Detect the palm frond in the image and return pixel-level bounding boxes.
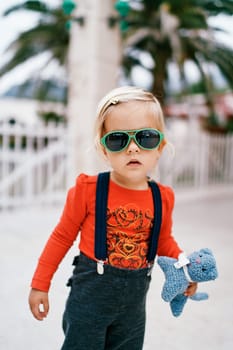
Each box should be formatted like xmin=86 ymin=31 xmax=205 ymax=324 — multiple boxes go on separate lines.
xmin=192 ymin=39 xmax=233 ymax=87
xmin=3 ymin=1 xmax=49 ymax=16
xmin=198 ymin=0 xmax=233 ymax=16
xmin=1 ymin=15 xmax=69 ymax=76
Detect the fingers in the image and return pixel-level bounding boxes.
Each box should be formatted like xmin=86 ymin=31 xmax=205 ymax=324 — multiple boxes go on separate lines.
xmin=28 ymin=289 xmax=49 ymax=321
xmin=184 ymin=282 xmax=198 ymax=297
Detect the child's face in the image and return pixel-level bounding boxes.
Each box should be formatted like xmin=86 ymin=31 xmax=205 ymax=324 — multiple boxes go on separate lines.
xmin=102 ymin=101 xmax=164 ymax=189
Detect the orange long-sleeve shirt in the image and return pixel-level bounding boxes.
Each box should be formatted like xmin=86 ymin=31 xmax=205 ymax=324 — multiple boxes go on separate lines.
xmin=31 ymin=174 xmax=182 ymax=292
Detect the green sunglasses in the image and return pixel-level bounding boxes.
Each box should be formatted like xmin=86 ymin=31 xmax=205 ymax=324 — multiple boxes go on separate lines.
xmin=101 ymin=128 xmax=164 ymax=152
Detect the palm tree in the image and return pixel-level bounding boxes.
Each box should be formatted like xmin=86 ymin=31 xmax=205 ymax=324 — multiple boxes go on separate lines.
xmin=121 ymin=0 xmax=233 ymax=106
xmin=2 ymin=0 xmax=233 ymax=124
xmin=0 ymin=0 xmax=69 ymax=102
xmin=1 ymin=0 xmax=121 ymax=176
xmin=2 ymin=0 xmax=233 ymax=108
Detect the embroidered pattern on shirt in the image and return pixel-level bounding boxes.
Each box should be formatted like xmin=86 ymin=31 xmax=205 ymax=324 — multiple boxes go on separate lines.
xmin=106 ymin=204 xmax=153 ymax=269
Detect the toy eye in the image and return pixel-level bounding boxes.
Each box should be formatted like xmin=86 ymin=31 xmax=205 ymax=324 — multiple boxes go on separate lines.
xmin=202 ymin=268 xmax=207 ymax=271
xmin=199 ymin=254 xmax=203 ymax=257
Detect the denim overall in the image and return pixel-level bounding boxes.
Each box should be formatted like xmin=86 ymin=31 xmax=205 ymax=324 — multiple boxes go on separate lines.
xmin=61 ymin=172 xmax=162 ymax=350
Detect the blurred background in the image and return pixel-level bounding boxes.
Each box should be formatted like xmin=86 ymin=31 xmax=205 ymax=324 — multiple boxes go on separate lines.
xmin=0 ymin=1 xmax=232 ymax=349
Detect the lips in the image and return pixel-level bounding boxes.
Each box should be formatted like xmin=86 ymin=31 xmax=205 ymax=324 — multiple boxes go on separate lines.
xmin=127 ymin=159 xmax=141 ymax=166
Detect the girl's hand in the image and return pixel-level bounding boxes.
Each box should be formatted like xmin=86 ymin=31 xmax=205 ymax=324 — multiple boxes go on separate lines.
xmin=184 ymin=282 xmax=198 ymax=297
xmin=28 ymin=288 xmax=49 ymax=321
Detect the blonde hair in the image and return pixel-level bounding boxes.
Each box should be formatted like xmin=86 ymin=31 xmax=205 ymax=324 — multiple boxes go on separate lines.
xmin=94 ymin=86 xmax=166 ymax=154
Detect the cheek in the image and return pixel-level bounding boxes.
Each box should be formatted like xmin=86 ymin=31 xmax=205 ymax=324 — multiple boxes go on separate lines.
xmin=150 ymin=149 xmax=161 ymax=161
xmin=99 ymin=146 xmax=109 ymax=161
xmin=104 ymin=151 xmax=119 ymax=164
xmin=145 ymin=150 xmax=161 ymax=168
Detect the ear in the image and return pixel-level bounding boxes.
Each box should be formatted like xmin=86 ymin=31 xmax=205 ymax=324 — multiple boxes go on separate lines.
xmin=200 ymin=248 xmax=212 ymax=255
xmin=158 ymin=139 xmax=167 ymax=154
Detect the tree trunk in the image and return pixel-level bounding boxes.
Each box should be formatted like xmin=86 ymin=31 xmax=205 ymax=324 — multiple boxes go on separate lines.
xmin=151 ymin=51 xmax=169 ymax=107
xmin=67 ymin=0 xmax=121 ymax=184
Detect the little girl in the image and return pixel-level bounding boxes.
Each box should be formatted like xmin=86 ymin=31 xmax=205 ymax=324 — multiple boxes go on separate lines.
xmin=29 ymin=86 xmax=197 ymax=350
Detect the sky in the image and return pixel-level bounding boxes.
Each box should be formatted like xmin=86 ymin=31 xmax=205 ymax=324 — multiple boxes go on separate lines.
xmin=0 ymin=0 xmax=60 ymax=48
xmin=0 ymin=0 xmax=232 ymax=94
xmin=0 ymin=0 xmax=61 ymax=93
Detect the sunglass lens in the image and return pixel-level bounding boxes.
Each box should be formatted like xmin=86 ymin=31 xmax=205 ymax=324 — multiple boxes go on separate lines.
xmin=136 ymin=129 xmax=161 ymax=149
xmin=105 ymin=132 xmax=129 ymax=152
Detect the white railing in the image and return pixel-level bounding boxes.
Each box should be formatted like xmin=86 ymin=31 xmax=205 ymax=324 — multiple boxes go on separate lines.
xmin=0 ymin=121 xmax=68 ymax=209
xmin=159 ymin=130 xmax=233 ymax=189
xmin=0 ymin=120 xmax=233 ymax=210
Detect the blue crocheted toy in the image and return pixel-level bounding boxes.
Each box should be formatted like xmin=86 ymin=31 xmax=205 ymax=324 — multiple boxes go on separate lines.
xmin=157 ymin=248 xmax=218 ymax=317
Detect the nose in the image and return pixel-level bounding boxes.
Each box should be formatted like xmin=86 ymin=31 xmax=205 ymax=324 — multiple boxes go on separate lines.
xmin=126 ymin=138 xmax=139 ymax=153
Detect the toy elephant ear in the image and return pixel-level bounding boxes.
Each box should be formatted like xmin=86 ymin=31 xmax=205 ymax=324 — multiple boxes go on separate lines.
xmin=200 ymin=248 xmax=212 ymax=255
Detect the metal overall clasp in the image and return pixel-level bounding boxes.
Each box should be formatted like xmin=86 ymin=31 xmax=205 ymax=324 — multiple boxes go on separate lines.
xmin=147 ymin=261 xmax=154 ymax=276
xmin=97 ymin=260 xmax=105 ymax=275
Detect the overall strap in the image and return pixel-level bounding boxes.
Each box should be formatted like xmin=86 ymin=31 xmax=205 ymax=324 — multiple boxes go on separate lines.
xmin=94 ymin=172 xmax=162 ymax=272
xmin=147 ymin=181 xmax=162 ymax=263
xmin=95 ymin=172 xmax=110 ymax=261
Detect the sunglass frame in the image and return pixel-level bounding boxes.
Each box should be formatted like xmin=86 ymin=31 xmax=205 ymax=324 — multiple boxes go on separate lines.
xmin=100 ymin=128 xmax=164 ymax=152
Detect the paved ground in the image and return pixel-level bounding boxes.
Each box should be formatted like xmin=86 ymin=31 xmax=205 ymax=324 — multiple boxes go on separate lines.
xmin=0 ymin=188 xmax=232 ymax=350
